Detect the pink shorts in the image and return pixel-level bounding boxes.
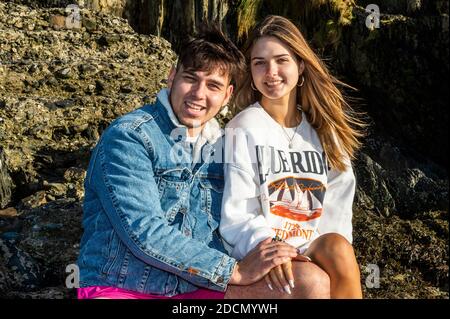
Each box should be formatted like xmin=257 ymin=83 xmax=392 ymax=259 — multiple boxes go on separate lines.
xmin=77 ymin=286 xmax=225 ymax=299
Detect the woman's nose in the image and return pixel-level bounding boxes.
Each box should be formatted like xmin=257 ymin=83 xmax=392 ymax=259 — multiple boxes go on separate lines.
xmin=266 ymin=61 xmax=278 ymax=76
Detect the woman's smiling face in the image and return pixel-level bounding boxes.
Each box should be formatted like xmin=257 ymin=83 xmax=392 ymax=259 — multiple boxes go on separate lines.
xmin=250 ymin=36 xmax=303 ymax=102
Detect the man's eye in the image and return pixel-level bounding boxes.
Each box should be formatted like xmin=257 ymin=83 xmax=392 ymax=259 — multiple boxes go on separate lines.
xmin=184 ymin=76 xmax=196 ymax=81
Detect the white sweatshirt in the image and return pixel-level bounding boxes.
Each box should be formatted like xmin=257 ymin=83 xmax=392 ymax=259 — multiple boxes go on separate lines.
xmin=220 ymin=102 xmax=356 ymax=260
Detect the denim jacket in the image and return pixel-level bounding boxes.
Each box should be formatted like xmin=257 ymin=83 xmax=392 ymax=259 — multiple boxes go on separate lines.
xmin=77 ymin=89 xmax=236 ymax=296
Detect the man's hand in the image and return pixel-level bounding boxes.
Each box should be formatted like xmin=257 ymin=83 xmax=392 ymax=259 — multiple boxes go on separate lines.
xmin=229 ymin=238 xmax=298 ymax=286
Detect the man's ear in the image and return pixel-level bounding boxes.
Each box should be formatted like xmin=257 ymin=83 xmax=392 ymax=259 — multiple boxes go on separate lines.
xmin=223 ymin=84 xmax=234 ymax=106
xmin=167 ymin=66 xmax=176 ymax=89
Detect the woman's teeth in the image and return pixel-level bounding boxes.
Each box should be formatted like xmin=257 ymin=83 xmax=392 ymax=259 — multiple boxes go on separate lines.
xmin=265 ymin=80 xmax=282 ymax=87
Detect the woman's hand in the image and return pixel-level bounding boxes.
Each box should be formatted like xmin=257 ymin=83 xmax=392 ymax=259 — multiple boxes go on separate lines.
xmin=229 ymin=238 xmax=298 ymax=286
xmin=264 ymin=253 xmax=312 ymax=294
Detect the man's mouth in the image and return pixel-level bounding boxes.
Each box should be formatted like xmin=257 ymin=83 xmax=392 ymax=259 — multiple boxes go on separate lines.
xmin=184 ymin=101 xmax=206 ymax=115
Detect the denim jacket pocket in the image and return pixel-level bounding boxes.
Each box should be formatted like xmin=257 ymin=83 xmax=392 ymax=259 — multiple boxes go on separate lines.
xmin=101 ymin=230 xmax=121 ymax=275
xmin=156 ymin=168 xmax=191 ymax=223
xmin=199 ymin=177 xmax=224 ymax=232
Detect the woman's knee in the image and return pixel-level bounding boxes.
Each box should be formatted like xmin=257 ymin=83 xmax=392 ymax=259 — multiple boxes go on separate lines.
xmin=308 ymin=233 xmax=360 ymax=279
xmin=309 ymin=233 xmax=355 ymax=260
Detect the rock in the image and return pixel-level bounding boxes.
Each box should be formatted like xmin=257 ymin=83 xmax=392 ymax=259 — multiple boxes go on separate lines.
xmin=55 ymin=67 xmax=73 ymax=79
xmin=354 ymin=153 xmax=396 ymax=217
xmin=46 ymin=77 xmax=59 ymax=86
xmin=0 ymin=147 xmax=14 ymax=209
xmin=82 ymin=16 xmax=97 ymax=31
xmin=49 ymin=14 xmax=65 ymax=30
xmin=20 ymin=191 xmax=47 ymax=209
xmin=97 ymin=33 xmax=120 ymax=46
xmin=354 ymin=208 xmax=448 ymax=298
xmin=0 ymin=0 xmax=176 ymax=298
xmin=78 ymin=63 xmax=97 ymax=74
xmin=28 ymin=63 xmax=40 ymax=75
xmin=0 ymin=207 xmax=19 ymax=218
xmin=119 ymin=85 xmax=132 ymax=93
xmin=356 ymin=136 xmax=449 ymax=220
xmin=115 ymin=51 xmax=129 ymax=59
xmin=1 ymin=231 xmax=21 ymax=241
xmin=63 ymin=167 xmax=85 ymax=183
xmin=0 ymin=237 xmax=43 ymax=292
xmin=94 ymin=79 xmax=105 ymax=93
xmin=335 ymin=5 xmax=449 ymax=168
xmin=63 ymin=83 xmax=77 ymax=92
xmin=55 ymin=99 xmax=75 ymax=108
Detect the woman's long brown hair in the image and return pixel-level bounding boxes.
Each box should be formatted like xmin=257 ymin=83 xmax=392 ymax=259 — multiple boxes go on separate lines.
xmin=234 ymin=15 xmax=367 ymax=171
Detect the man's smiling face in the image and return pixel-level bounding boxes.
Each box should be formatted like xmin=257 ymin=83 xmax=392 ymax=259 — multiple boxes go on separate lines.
xmin=168 ymin=65 xmax=233 ymax=135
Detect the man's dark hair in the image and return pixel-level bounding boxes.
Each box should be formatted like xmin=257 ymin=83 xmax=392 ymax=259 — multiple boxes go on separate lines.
xmin=176 ymin=23 xmax=245 ymax=86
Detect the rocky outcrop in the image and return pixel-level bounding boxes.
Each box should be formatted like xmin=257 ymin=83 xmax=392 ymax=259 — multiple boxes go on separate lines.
xmin=5 ymin=0 xmax=232 ymax=49
xmin=0 ymin=1 xmax=448 ymax=299
xmin=0 ymin=1 xmax=176 ymax=298
xmin=334 ymin=3 xmax=449 ymax=169
xmin=27 ymin=0 xmax=447 ymax=169
xmin=353 ymin=135 xmax=448 ymax=298
xmin=0 ymin=147 xmax=14 ymax=209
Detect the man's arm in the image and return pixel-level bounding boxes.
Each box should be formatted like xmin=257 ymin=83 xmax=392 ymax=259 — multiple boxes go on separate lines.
xmin=88 ymin=125 xmax=235 ymax=291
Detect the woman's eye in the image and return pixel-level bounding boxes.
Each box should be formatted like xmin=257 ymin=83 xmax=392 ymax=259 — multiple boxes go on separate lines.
xmin=254 ymin=61 xmax=265 ymax=66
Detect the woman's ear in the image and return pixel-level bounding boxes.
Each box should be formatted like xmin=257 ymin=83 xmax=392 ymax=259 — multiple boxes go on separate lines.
xmin=298 ymin=60 xmax=305 ymax=75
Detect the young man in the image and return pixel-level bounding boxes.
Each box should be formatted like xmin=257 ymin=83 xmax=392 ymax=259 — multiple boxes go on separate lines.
xmin=77 ymin=25 xmax=330 ymax=299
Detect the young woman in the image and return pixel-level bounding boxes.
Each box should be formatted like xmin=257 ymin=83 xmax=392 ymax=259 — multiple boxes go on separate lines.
xmin=220 ymin=15 xmax=366 ymax=298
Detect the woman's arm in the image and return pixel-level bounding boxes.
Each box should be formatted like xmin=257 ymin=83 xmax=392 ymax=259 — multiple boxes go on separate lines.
xmin=220 ymin=126 xmax=275 ymax=260
xmin=318 ymin=162 xmax=356 ymax=243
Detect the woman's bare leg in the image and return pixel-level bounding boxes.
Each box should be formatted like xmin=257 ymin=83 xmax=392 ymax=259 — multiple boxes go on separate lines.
xmin=305 ymin=233 xmax=362 ymax=299
xmin=225 ymin=261 xmax=330 ymax=299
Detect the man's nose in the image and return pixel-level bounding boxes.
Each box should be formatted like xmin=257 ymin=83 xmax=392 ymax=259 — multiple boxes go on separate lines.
xmin=190 ymin=82 xmax=207 ymax=99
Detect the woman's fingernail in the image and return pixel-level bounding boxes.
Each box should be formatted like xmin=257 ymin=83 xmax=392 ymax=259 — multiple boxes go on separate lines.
xmin=289 ymin=280 xmax=295 ymax=289
xmin=284 ymin=285 xmax=292 ymax=295
xmin=305 ymin=256 xmax=312 ymax=262
xmin=267 ymin=284 xmax=273 ymax=291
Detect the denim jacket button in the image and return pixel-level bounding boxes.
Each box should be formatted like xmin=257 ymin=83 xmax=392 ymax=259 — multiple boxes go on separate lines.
xmin=184 ymin=229 xmax=191 ymax=236
xmin=217 ymin=276 xmax=224 ymax=283
xmin=181 ymin=169 xmax=192 ymax=181
xmin=179 ymin=207 xmax=187 ymax=214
